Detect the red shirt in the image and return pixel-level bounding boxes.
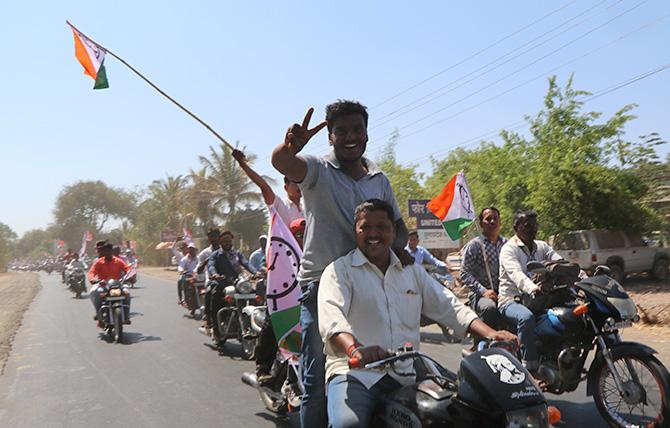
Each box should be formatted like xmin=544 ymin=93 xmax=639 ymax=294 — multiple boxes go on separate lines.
xmin=88 ymin=256 xmax=130 ymax=282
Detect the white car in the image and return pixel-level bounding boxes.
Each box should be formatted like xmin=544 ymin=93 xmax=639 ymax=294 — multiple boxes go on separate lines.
xmin=550 ymin=229 xmax=670 ymax=284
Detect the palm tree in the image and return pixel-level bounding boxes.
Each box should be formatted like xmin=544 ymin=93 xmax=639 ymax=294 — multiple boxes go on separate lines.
xmin=148 ymin=174 xmax=189 ymax=230
xmin=197 ymin=143 xmax=266 ymax=221
xmin=186 ymin=167 xmax=219 ymax=233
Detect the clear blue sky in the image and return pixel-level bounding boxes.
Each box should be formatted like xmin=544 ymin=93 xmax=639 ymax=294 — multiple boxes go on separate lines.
xmin=1 ymin=0 xmax=669 ymax=236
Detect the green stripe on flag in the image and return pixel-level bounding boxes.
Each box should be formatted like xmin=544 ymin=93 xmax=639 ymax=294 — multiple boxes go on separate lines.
xmin=93 ymin=63 xmax=109 ymax=89
xmin=270 ymin=305 xmax=301 ymax=340
xmin=442 ymin=218 xmax=474 ymax=241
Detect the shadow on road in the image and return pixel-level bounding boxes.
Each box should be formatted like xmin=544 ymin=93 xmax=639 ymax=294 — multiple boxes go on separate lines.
xmin=420 ymin=331 xmax=464 ymax=346
xmin=254 ymin=411 xmax=299 ymax=427
xmin=122 ymin=332 xmax=162 ymax=344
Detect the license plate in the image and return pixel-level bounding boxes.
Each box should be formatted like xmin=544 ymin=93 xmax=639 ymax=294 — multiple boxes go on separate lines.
xmin=106 ymin=296 xmax=125 ymax=301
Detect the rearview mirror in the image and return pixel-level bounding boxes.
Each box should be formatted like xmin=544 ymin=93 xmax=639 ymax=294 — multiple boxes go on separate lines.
xmin=593 ymin=265 xmax=611 ymax=276
xmin=526 ymin=261 xmax=546 ymax=274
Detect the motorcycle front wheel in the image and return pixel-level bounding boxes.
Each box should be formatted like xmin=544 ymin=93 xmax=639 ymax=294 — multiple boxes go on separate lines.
xmin=240 ymin=313 xmax=256 ymax=360
xmin=593 ymin=353 xmax=670 ymax=427
xmin=113 ymin=306 xmax=123 ymax=343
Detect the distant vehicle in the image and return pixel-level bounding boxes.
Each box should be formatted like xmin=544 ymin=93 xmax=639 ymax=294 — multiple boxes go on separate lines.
xmin=550 ymin=229 xmax=670 ymax=284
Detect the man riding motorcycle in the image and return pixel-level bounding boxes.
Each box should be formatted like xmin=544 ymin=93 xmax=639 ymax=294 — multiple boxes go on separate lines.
xmin=177 ymin=243 xmax=199 ymax=304
xmin=88 ymin=243 xmax=132 ymax=327
xmin=318 ymin=199 xmax=517 ymax=428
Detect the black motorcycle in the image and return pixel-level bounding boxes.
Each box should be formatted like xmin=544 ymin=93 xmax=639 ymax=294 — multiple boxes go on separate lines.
xmin=348 ymin=343 xmax=555 ymax=427
xmin=66 ymin=266 xmax=86 ymax=298
xmin=524 ymin=261 xmax=670 ymax=427
xmin=241 ymin=303 xmax=303 ymax=415
xmin=96 ymin=278 xmax=130 ymax=344
xmin=214 ymin=277 xmax=262 ymax=359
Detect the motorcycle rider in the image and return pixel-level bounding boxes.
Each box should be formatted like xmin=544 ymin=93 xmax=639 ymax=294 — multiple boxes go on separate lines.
xmin=87 ymin=243 xmax=132 ymax=326
xmin=460 ymin=207 xmax=506 ymax=344
xmin=498 ymin=210 xmax=563 ymax=374
xmin=178 ymin=243 xmax=199 ymax=304
xmin=197 ymin=227 xmax=221 ymax=334
xmin=272 ymin=101 xmax=412 ymax=428
xmin=404 ymin=230 xmax=448 ymax=270
xmin=205 ymin=230 xmax=257 ymax=344
xmin=318 ymin=199 xmax=517 ymax=428
xmin=248 ymin=235 xmax=267 ymax=274
xmin=95 ymin=240 xmax=107 ymax=258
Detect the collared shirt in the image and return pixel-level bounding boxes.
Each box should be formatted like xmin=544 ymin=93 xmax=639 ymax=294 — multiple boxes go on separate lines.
xmin=461 ymin=235 xmax=507 ymax=296
xmin=178 ymin=254 xmax=199 ymax=275
xmin=248 ymin=248 xmax=265 ymax=272
xmin=299 ymin=151 xmax=401 ymax=284
xmin=198 ymin=245 xmax=217 ymax=282
xmin=318 ymin=248 xmax=478 ymax=389
xmin=269 ymin=197 xmax=303 ymax=225
xmin=498 ymin=235 xmax=563 ymax=307
xmin=225 ymin=248 xmax=254 ymax=274
xmin=88 ymin=256 xmax=130 ymax=283
xmin=404 ymin=245 xmax=447 ymax=269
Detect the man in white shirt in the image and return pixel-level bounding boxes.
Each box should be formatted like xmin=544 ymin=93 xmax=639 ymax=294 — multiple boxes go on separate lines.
xmin=232 ymin=149 xmax=304 ymax=224
xmin=498 ymin=210 xmax=563 ymax=373
xmin=318 ymin=199 xmax=516 ymax=428
xmin=177 ymin=243 xmax=199 ymax=304
xmin=197 ymin=227 xmax=221 ymax=334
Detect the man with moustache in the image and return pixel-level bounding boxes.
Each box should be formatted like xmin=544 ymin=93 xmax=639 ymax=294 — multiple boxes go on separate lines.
xmin=498 ymin=210 xmax=563 ymax=373
xmin=272 ymin=100 xmax=412 ymax=427
xmin=460 ymin=207 xmax=506 ymax=342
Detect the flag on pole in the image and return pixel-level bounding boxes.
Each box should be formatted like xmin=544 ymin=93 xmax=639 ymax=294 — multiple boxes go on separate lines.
xmin=427 ymin=171 xmax=476 ymax=240
xmin=78 ymin=231 xmax=92 ymax=257
xmin=265 ymin=208 xmax=302 ymax=355
xmin=182 ymin=227 xmax=194 ymax=245
xmin=67 ymin=22 xmax=109 ymax=89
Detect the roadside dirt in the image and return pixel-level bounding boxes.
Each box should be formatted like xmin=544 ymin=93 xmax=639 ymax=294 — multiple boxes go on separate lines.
xmin=0 ymin=272 xmax=41 ymax=375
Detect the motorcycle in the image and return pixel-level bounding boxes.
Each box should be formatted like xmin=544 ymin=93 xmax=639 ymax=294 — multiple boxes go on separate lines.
xmin=338 ymin=342 xmax=558 ymax=427
xmin=214 ymin=276 xmax=264 ymax=359
xmin=240 ymin=303 xmax=304 ymax=415
xmin=95 ymin=278 xmax=131 ymax=343
xmin=181 ymin=272 xmax=206 ymax=318
xmin=523 ymin=261 xmax=670 ymax=428
xmin=66 ymin=266 xmax=86 ymax=298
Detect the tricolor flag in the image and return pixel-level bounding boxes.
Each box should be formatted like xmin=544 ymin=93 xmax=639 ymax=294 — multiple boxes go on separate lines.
xmin=427 ymin=171 xmax=476 ymax=240
xmin=265 ymin=207 xmax=302 ymax=355
xmin=68 ymin=22 xmax=109 ymax=89
xmin=79 ymin=231 xmax=92 ymax=257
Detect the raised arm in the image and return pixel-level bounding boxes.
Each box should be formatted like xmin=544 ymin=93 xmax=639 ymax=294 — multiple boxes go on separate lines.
xmin=232 ymin=149 xmax=276 ymax=206
xmin=271 ymin=107 xmax=326 ymax=183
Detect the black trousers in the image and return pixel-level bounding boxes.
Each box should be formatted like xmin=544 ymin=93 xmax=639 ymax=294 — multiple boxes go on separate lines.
xmin=255 ymin=312 xmax=278 ymax=372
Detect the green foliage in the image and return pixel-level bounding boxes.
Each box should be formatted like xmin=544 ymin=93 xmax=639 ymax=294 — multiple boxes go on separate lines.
xmin=225 ymin=205 xmax=268 ymax=254
xmin=0 ymin=222 xmax=17 ymax=270
xmin=53 ymin=180 xmax=136 ymax=248
xmin=424 ymin=76 xmax=663 ymax=238
xmin=15 ymin=228 xmax=55 ymax=260
xmin=376 ymin=129 xmax=427 ymax=227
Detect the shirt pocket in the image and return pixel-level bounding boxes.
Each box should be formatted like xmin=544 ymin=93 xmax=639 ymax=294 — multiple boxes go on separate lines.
xmin=391 ymin=281 xmax=422 ymax=329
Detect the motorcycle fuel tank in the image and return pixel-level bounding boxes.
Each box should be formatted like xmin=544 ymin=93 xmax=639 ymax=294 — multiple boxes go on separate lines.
xmin=458 ymin=348 xmax=545 ymax=412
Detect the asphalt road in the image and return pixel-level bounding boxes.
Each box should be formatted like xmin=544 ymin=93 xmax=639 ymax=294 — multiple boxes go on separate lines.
xmin=0 ymin=272 xmax=646 ymax=427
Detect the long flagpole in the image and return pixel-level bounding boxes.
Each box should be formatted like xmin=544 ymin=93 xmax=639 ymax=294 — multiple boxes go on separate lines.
xmin=66 ymin=20 xmax=234 ymax=151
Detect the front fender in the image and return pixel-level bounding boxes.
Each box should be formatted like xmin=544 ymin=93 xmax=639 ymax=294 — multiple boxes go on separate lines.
xmin=586 ymin=341 xmax=658 ymax=396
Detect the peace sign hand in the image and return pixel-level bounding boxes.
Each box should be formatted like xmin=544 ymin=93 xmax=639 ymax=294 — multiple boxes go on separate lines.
xmin=284 ymin=107 xmax=327 ymax=154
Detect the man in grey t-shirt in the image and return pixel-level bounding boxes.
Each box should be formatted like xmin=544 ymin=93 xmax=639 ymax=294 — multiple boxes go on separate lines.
xmin=272 ymin=100 xmax=411 ymax=427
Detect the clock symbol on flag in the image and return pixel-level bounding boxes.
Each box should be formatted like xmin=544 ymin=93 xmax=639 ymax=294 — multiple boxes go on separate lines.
xmin=266 ymin=236 xmax=300 ymax=311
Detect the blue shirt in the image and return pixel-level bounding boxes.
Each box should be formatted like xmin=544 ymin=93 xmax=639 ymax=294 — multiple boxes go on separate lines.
xmin=404 ymin=245 xmax=447 ymax=268
xmin=249 ymin=248 xmax=265 ymax=272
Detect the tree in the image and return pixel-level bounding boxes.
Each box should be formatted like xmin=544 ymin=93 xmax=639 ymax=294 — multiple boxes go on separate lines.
xmin=15 ymin=228 xmax=54 ymax=260
xmin=53 ymin=181 xmax=136 ymax=247
xmin=0 ymin=222 xmax=17 ymax=270
xmin=424 ymin=76 xmax=662 ymax=238
xmin=376 ymin=129 xmax=426 ymax=226
xmin=186 ymin=167 xmax=220 ymax=234
xmin=147 ymin=174 xmax=189 ymax=231
xmin=198 ymin=143 xmax=264 ymax=221
xmin=225 ymin=204 xmax=268 ymax=253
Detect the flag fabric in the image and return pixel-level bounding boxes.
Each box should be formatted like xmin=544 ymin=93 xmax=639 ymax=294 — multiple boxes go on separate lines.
xmin=265 ymin=207 xmax=302 ymax=355
xmin=68 ymin=23 xmax=109 ymax=89
xmin=182 ymin=227 xmax=194 ymax=245
xmin=427 ymin=171 xmax=476 ymax=240
xmin=57 ymin=239 xmax=65 ymax=248
xmin=78 ymin=231 xmax=92 ymax=257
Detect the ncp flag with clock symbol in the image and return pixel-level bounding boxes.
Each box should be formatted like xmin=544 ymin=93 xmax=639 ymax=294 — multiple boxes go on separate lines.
xmin=265 ymin=208 xmax=303 ymax=355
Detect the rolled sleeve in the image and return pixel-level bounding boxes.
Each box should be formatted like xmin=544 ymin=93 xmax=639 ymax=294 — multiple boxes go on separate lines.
xmin=500 ymin=245 xmax=538 ymax=294
xmin=318 ymin=262 xmax=354 ymax=356
xmin=416 ymin=267 xmax=478 ymax=338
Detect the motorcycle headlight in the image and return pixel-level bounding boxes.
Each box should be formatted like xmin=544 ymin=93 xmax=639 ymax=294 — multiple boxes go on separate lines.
xmin=606 ymin=297 xmax=637 ymax=320
xmin=236 ymin=280 xmax=253 ymax=294
xmin=109 ymin=289 xmax=122 ymax=297
xmin=505 ymin=404 xmax=549 ymax=428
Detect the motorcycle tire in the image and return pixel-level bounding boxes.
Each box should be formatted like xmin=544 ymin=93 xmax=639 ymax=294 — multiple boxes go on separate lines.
xmin=593 ymin=352 xmax=670 ymax=427
xmin=113 ymin=306 xmax=123 ymax=344
xmin=259 ymin=389 xmax=288 ymax=415
xmin=239 ymin=313 xmax=256 ymax=360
